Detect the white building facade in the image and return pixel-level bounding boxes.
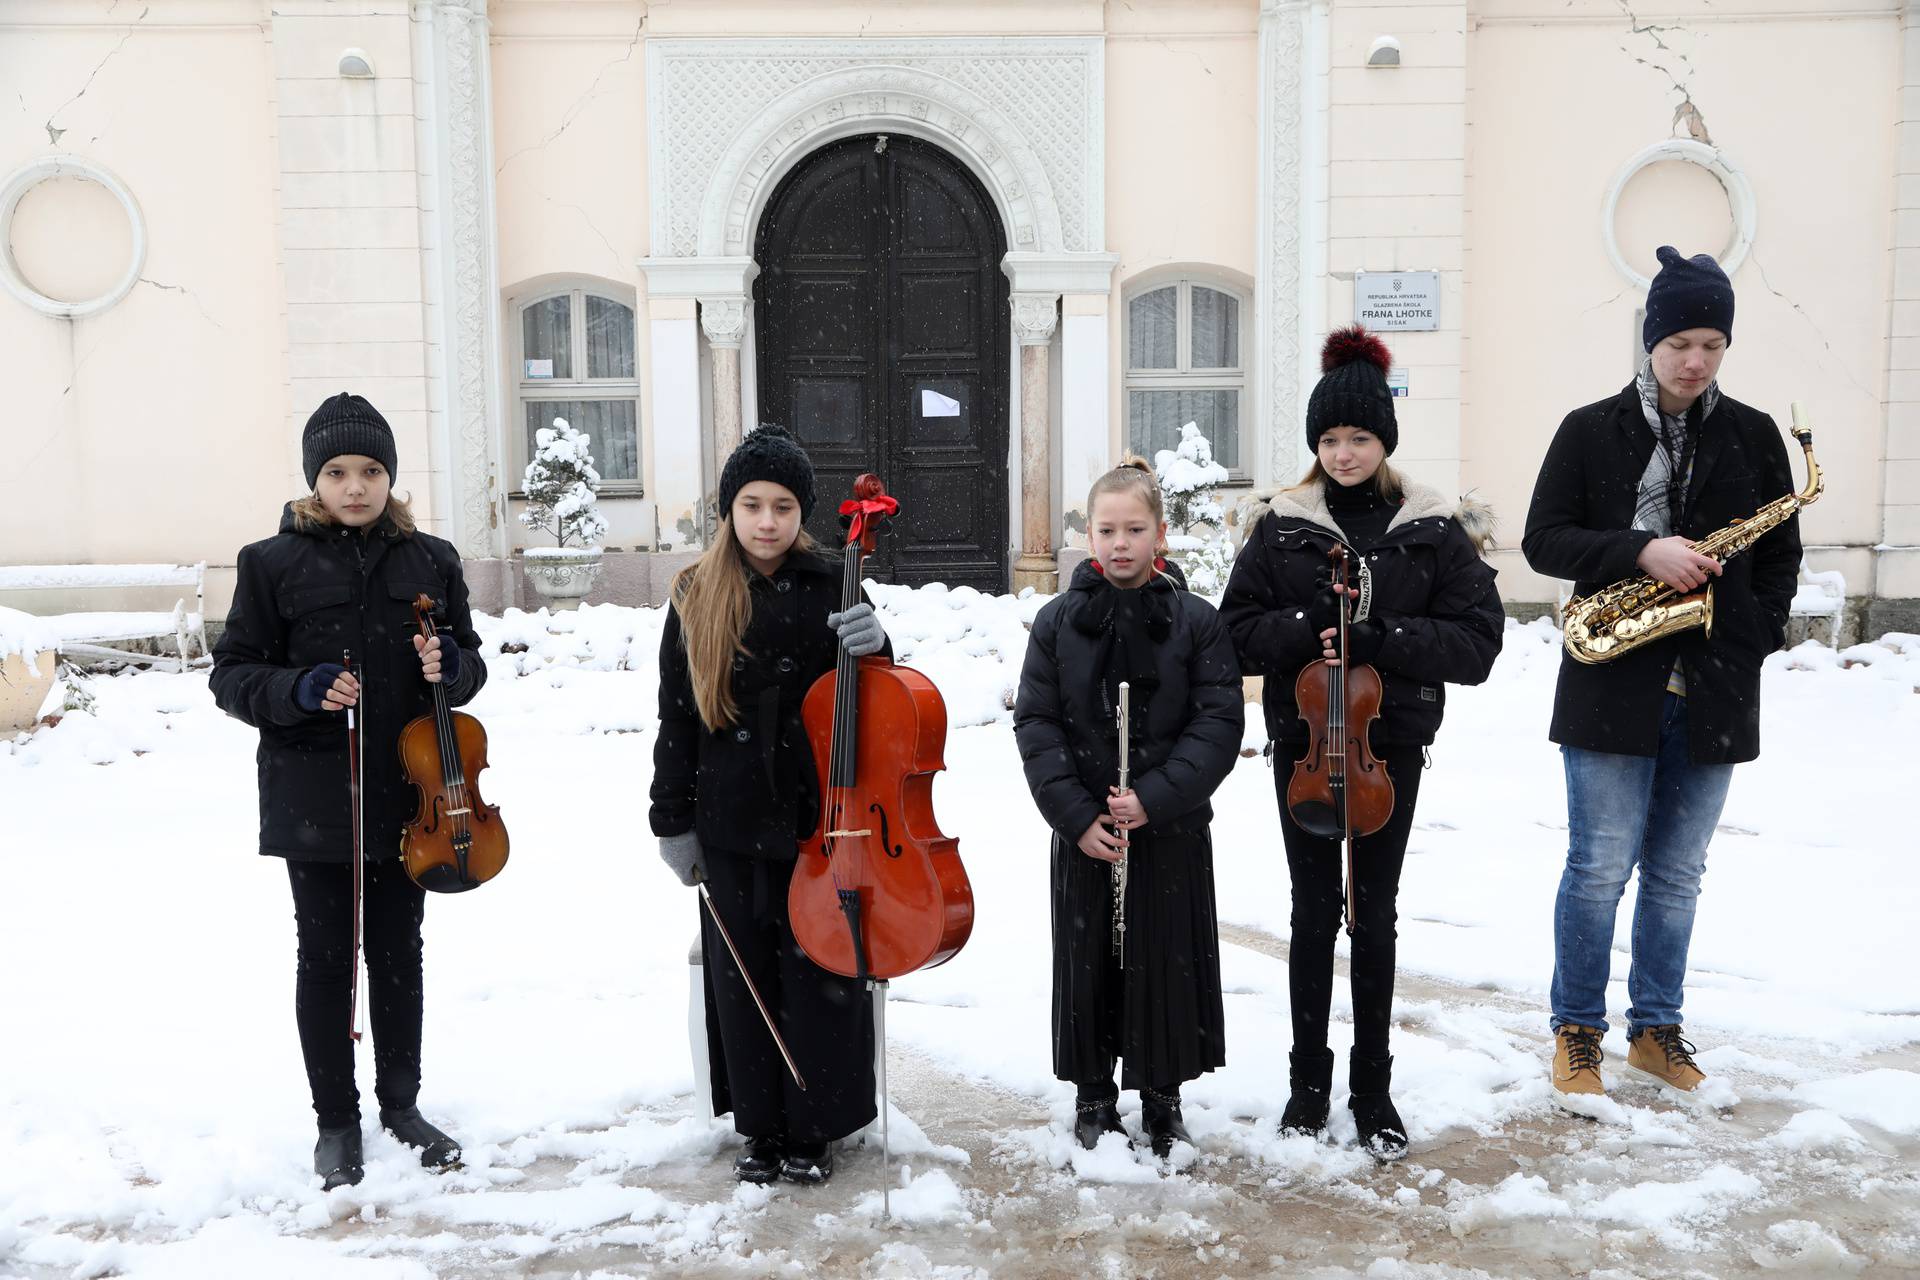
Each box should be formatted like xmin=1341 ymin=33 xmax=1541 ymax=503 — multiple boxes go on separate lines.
xmin=2 ymin=0 xmax=1912 ymax=635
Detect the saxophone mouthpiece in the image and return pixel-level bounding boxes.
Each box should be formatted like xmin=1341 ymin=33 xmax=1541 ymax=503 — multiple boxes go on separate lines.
xmin=1790 ymin=401 xmax=1812 ymax=441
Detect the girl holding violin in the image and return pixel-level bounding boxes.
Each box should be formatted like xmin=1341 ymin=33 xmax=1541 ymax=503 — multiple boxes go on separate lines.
xmin=1220 ymin=327 xmax=1503 ymax=1161
xmin=210 ymin=393 xmax=484 ymax=1189
xmin=650 ymin=424 xmax=889 ymax=1187
xmin=1014 ymin=459 xmax=1244 ymax=1159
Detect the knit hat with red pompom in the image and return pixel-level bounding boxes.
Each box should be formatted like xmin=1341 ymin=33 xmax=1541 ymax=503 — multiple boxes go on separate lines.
xmin=1305 ymin=325 xmax=1398 ymax=456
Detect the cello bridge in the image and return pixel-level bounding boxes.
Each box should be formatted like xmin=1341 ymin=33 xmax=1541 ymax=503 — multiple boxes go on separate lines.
xmin=826 ymin=828 xmax=873 ymax=839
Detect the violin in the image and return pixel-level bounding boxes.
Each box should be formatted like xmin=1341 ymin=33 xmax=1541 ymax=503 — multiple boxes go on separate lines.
xmin=1288 ymin=544 xmax=1394 ymax=932
xmin=788 ymin=476 xmax=973 ymax=981
xmin=398 ymin=594 xmax=508 ymax=892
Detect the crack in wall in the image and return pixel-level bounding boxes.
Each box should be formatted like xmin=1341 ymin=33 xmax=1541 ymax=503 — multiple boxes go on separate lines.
xmin=1747 ymin=249 xmax=1873 ymax=402
xmin=495 ymin=17 xmax=646 ymax=177
xmin=45 ymin=7 xmax=148 ymax=147
xmin=548 ymin=198 xmax=622 ymax=271
xmin=139 ymin=277 xmax=225 ymax=331
xmin=1615 ymin=1 xmax=1712 ymax=146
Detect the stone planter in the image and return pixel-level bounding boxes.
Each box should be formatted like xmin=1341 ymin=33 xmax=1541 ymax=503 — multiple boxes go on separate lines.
xmin=1 ymin=648 xmax=57 ymax=732
xmin=523 ymin=546 xmax=604 ymax=611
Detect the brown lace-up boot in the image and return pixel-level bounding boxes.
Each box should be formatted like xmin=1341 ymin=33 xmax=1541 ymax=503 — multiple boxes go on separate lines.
xmin=1628 ymin=1024 xmax=1706 ymax=1093
xmin=1551 ymin=1024 xmax=1607 ymax=1109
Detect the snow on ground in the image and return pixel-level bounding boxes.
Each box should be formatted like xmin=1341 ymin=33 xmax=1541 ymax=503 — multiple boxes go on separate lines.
xmin=2 ymin=591 xmax=1917 ymax=1277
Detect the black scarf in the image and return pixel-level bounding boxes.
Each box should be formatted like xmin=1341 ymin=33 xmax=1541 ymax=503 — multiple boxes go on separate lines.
xmin=1071 ymin=574 xmax=1174 ymax=719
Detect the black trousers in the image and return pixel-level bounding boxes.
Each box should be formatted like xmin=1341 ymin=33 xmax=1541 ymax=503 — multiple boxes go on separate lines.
xmin=285 ymin=858 xmax=426 ymax=1128
xmin=1276 ymin=747 xmax=1424 ymax=1059
xmin=700 ymin=848 xmax=876 ymax=1144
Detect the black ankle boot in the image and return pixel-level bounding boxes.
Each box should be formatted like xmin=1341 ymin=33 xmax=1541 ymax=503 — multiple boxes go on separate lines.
xmin=1280 ymin=1047 xmax=1335 ymax=1137
xmin=378 ymin=1106 xmax=462 ymax=1170
xmin=1141 ymin=1086 xmax=1192 ymax=1158
xmin=732 ymin=1134 xmax=784 ymax=1184
xmin=780 ymin=1141 xmax=833 ymax=1184
xmin=1348 ymin=1052 xmax=1408 ymax=1162
xmin=314 ymin=1123 xmax=364 ymax=1190
xmin=1075 ymin=1090 xmax=1128 ymax=1151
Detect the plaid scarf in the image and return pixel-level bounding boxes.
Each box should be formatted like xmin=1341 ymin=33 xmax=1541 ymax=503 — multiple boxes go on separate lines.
xmin=1632 ymin=359 xmax=1720 ymax=538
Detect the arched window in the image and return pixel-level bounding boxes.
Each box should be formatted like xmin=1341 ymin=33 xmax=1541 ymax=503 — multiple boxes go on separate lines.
xmin=511 ymin=283 xmax=641 ymax=491
xmin=1124 ymin=276 xmax=1248 ymax=478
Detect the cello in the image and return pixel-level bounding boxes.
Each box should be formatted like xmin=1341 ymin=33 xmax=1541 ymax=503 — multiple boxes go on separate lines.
xmin=398 ymin=594 xmax=509 ymax=892
xmin=1288 ymin=543 xmax=1394 ymax=935
xmin=788 ymin=474 xmax=973 ymax=1214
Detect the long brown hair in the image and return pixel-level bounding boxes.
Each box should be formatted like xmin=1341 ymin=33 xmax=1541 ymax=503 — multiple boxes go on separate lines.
xmin=289 ymin=492 xmax=418 ymax=536
xmin=671 ymin=518 xmax=819 ymax=731
xmin=1290 ymin=458 xmax=1405 ymax=505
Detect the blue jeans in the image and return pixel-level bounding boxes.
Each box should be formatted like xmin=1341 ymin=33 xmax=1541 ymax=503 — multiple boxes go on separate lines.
xmin=1550 ymin=694 xmax=1734 ymax=1037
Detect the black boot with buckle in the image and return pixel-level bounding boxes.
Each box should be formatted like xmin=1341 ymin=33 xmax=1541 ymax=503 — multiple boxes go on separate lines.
xmin=1072 ymin=1080 xmax=1128 ymax=1151
xmin=1141 ymin=1084 xmax=1192 ymax=1159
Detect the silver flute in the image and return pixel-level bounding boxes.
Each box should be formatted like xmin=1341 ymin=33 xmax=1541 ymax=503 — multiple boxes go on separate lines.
xmin=1112 ymin=681 xmax=1130 ymax=961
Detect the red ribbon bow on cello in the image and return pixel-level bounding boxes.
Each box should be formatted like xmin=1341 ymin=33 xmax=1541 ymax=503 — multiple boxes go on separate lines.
xmin=840 ymin=493 xmax=900 ymax=544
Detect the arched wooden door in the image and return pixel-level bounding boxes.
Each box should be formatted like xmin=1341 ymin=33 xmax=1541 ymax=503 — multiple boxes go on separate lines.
xmin=755 ymin=134 xmax=1010 ymax=591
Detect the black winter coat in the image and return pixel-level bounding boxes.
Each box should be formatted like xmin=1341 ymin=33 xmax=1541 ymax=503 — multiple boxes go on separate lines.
xmin=649 ymin=549 xmax=890 ymax=858
xmin=1522 ymin=384 xmax=1801 ymax=764
xmin=1014 ymin=562 xmax=1244 ymax=843
xmin=1220 ymin=478 xmax=1504 ymax=751
xmin=210 ymin=506 xmax=488 ymax=861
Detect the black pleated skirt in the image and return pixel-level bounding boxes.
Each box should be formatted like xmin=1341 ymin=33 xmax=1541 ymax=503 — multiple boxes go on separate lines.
xmin=1050 ymin=828 xmax=1227 ymax=1089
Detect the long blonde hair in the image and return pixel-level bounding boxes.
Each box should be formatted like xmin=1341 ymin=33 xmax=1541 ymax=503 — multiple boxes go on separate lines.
xmin=671 ymin=519 xmax=819 ymax=731
xmin=289 ymin=492 xmax=418 ymax=536
xmin=1290 ymin=458 xmax=1405 ymax=505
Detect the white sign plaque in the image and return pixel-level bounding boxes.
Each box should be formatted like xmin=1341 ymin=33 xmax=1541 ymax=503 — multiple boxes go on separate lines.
xmin=1354 ymin=272 xmax=1440 ymax=332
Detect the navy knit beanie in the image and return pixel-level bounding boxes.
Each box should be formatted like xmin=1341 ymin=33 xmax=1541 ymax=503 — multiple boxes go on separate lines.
xmin=718 ymin=423 xmax=817 ymax=521
xmin=1306 ymin=326 xmax=1399 ymax=455
xmin=302 ymin=393 xmax=397 ymax=489
xmin=1643 ymin=246 xmax=1734 ymax=351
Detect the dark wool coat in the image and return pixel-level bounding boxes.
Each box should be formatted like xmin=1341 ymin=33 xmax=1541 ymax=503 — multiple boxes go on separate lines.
xmin=1220 ymin=478 xmax=1504 ymax=752
xmin=210 ymin=505 xmax=488 ymax=861
xmin=1014 ymin=562 xmax=1244 ymax=844
xmin=1522 ymin=384 xmax=1801 ymax=764
xmin=648 ymin=548 xmax=890 ymax=858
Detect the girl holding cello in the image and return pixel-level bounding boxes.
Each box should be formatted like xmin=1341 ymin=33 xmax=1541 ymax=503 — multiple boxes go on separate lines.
xmin=1221 ymin=327 xmax=1503 ymax=1160
xmin=1014 ymin=459 xmax=1244 ymax=1159
xmin=650 ymin=424 xmax=890 ymax=1186
xmin=210 ymin=393 xmax=483 ymax=1189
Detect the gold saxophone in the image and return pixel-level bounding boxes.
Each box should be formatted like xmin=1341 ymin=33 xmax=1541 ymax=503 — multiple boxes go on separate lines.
xmin=1562 ymin=402 xmax=1824 ymax=664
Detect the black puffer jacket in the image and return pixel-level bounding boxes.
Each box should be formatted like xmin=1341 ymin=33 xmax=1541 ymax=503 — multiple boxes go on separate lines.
xmin=210 ymin=505 xmax=487 ymax=861
xmin=1220 ymin=478 xmax=1504 ymax=751
xmin=1522 ymin=384 xmax=1801 ymax=763
xmin=649 ymin=548 xmax=890 ymax=858
xmin=1014 ymin=562 xmax=1245 ymax=842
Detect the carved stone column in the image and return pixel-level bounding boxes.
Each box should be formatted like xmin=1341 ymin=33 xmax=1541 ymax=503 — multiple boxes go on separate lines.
xmin=1011 ymin=292 xmax=1061 ymax=594
xmin=699 ymin=296 xmax=748 ymax=466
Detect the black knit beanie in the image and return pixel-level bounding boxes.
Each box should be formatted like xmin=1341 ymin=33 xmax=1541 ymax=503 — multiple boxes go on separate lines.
xmin=718 ymin=423 xmax=817 ymax=520
xmin=302 ymin=392 xmax=398 ymax=489
xmin=1305 ymin=326 xmax=1398 ymax=455
xmin=1643 ymin=245 xmax=1734 ymax=352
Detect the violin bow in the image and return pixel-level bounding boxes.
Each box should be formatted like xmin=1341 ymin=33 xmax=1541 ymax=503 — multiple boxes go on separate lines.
xmin=699 ymin=883 xmax=807 ymax=1091
xmin=344 ymin=649 xmax=366 ymax=1042
xmin=1334 ymin=548 xmax=1358 ymax=940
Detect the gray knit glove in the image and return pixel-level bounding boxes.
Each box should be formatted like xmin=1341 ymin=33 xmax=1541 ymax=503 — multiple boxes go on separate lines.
xmin=658 ymin=832 xmax=705 ymax=886
xmin=828 ymin=602 xmax=886 ymax=658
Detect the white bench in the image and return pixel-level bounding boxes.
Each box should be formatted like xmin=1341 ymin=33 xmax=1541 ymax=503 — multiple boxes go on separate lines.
xmin=1790 ymin=558 xmax=1845 ymax=648
xmin=0 ymin=563 xmax=208 ymax=672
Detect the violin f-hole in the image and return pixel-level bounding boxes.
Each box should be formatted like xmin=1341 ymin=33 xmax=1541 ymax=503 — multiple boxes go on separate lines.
xmin=869 ymin=803 xmax=903 ymax=859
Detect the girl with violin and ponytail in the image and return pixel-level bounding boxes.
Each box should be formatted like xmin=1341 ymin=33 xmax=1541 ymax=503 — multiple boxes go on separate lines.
xmin=210 ymin=393 xmax=485 ymax=1190
xmin=1221 ymin=327 xmax=1503 ymax=1161
xmin=1014 ymin=459 xmax=1244 ymax=1159
xmin=650 ymin=424 xmax=891 ymax=1187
